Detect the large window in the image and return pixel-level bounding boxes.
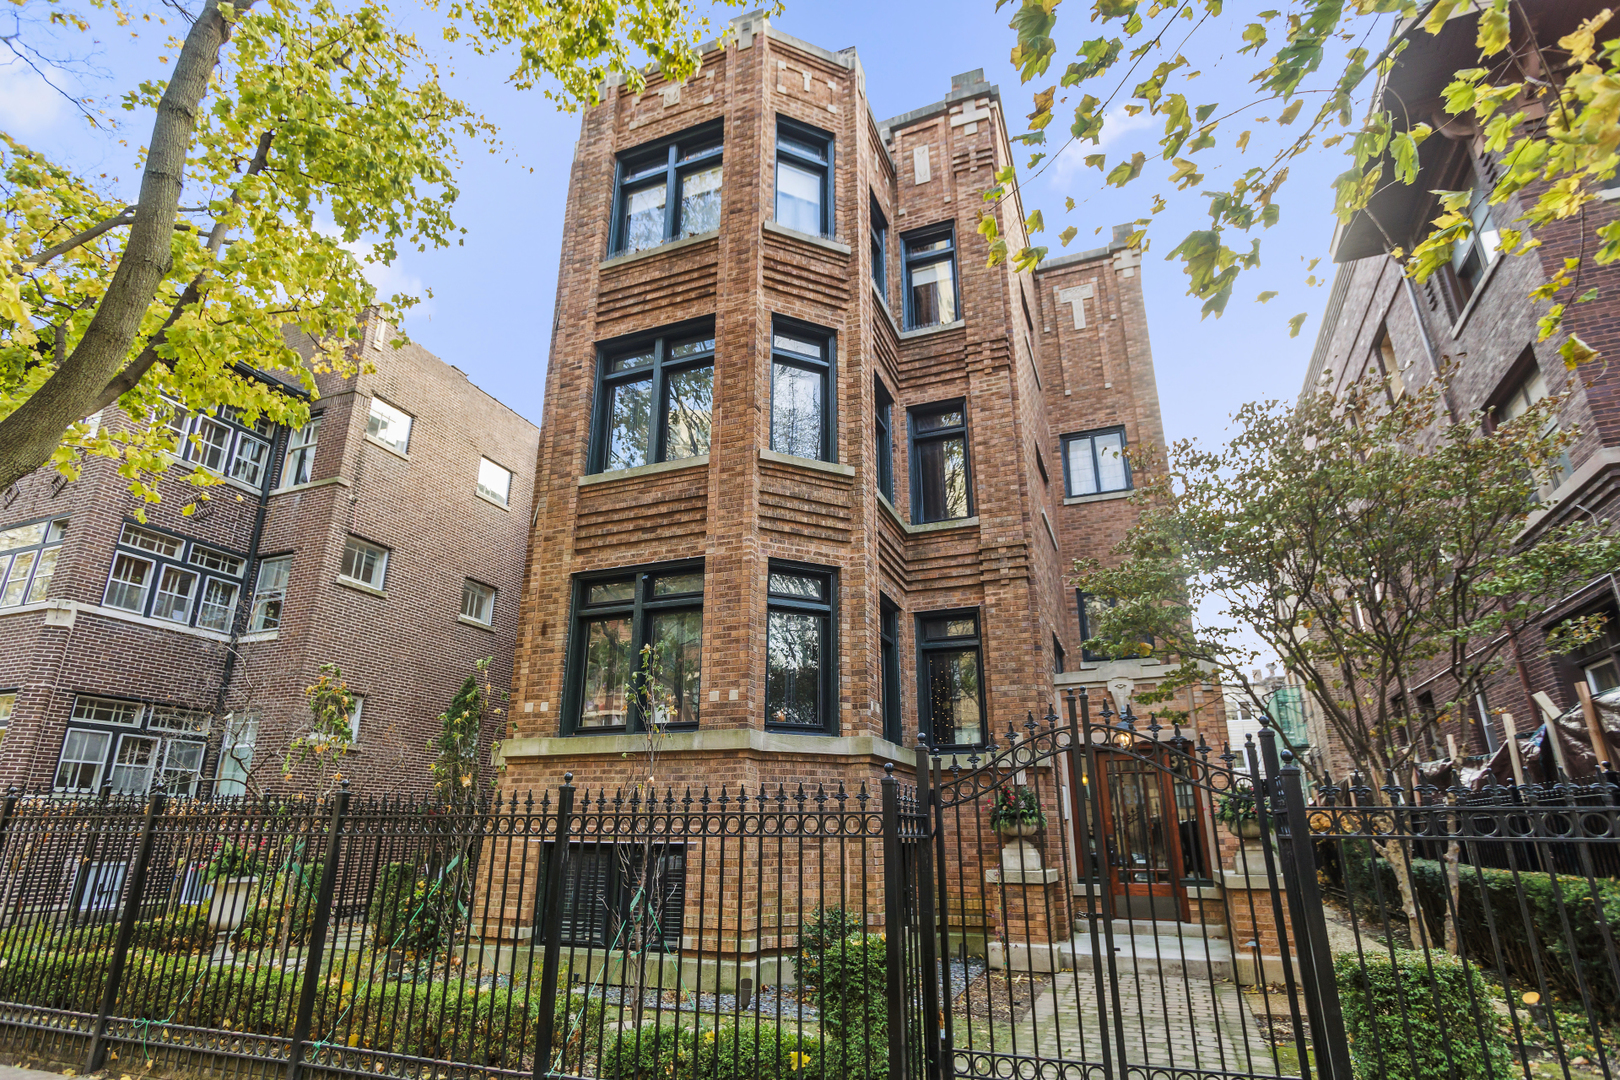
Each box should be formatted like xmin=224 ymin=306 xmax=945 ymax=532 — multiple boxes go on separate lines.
xmin=880 ymin=596 xmax=901 ymax=744
xmin=1449 ymin=177 xmax=1499 ymax=302
xmin=770 ymin=322 xmax=833 ymax=462
xmin=1077 ymin=590 xmax=1150 ymax=662
xmin=766 ymin=564 xmax=834 ymax=733
xmin=902 ymin=226 xmax=959 ymax=329
xmin=282 ymin=416 xmax=322 ymax=487
xmin=592 ymin=326 xmax=714 ymax=473
xmin=215 ymin=711 xmax=259 ymax=796
xmin=366 ymin=398 xmax=413 ymax=453
xmin=1062 ymin=427 xmax=1130 ymax=497
xmin=0 ymin=516 xmax=66 ymax=608
xmin=250 ymin=555 xmax=291 ymax=631
xmin=917 ymin=611 xmax=984 ymax=749
xmin=910 ymin=402 xmax=971 ymax=524
xmin=875 ymin=379 xmax=895 ymax=502
xmin=775 ymin=118 xmax=833 ymax=237
xmin=568 ymin=564 xmax=703 ymax=733
xmin=164 ymin=400 xmax=276 ymax=488
xmin=612 ymin=124 xmax=723 ymax=255
xmin=870 ymin=197 xmax=888 ymax=301
xmin=101 ymin=523 xmax=245 ymax=632
xmin=54 ymin=695 xmax=209 ymax=795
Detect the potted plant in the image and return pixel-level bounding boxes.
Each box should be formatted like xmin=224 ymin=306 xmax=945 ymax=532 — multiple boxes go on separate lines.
xmin=989 ymin=787 xmax=1046 ymax=837
xmin=1216 ymin=789 xmax=1265 ymax=839
xmin=205 ymin=841 xmax=264 ymax=932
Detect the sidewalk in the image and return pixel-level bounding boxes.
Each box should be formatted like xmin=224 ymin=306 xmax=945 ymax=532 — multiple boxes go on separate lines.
xmin=0 ymin=1069 xmax=78 ymax=1080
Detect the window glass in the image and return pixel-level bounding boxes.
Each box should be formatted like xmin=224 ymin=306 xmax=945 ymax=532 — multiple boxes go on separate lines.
xmin=880 ymin=599 xmax=901 ymax=744
xmin=623 ymin=182 xmax=668 ymax=253
xmin=769 ymin=572 xmax=823 ymax=599
xmin=604 ymin=378 xmax=654 ymax=471
xmin=349 ymin=696 xmax=365 ymax=741
xmin=162 ymin=740 xmax=206 ymax=796
xmin=0 ymin=691 xmax=15 ymax=730
xmin=765 ymin=565 xmax=832 ymax=732
xmin=771 ymin=362 xmax=823 ymax=459
xmin=105 ymin=553 xmax=155 ymax=612
xmin=649 ymin=609 xmax=703 ymax=724
xmin=231 ymin=433 xmax=270 ymax=486
xmin=0 ymin=523 xmax=46 ymax=551
xmin=1094 ymin=431 xmax=1127 ymax=491
xmin=478 ymin=458 xmax=513 ymax=506
xmin=152 ymin=565 xmax=199 ymax=622
xmin=251 ymin=555 xmax=292 ymax=631
xmin=579 ymin=615 xmax=634 ymax=728
xmin=55 ymin=729 xmax=112 ymax=792
xmin=594 ymin=329 xmax=715 ymax=474
xmin=25 ymin=548 xmax=58 ymax=603
xmin=772 ymin=334 xmax=822 ymax=358
xmin=653 ymin=572 xmax=704 ymax=596
xmin=283 ymin=416 xmax=322 ymax=487
xmin=875 ymin=382 xmax=894 ymax=502
xmin=918 ymin=612 xmax=983 ymax=747
xmin=189 ymin=545 xmax=244 ymax=576
xmin=189 ymin=417 xmax=232 ymax=471
xmin=1064 ymin=428 xmax=1132 ymax=497
xmin=461 ymin=579 xmax=495 ymax=624
xmin=73 ymin=696 xmax=144 ymax=726
xmin=776 ymin=161 xmax=824 ymax=234
xmin=367 ymin=398 xmax=413 ymax=452
xmin=196 ymin=578 xmax=239 ymax=632
xmin=678 ymin=165 xmax=723 ymax=238
xmin=110 ymin=733 xmax=160 ymax=793
xmin=120 ymin=524 xmax=182 ymax=558
xmin=340 ymin=538 xmax=388 ymax=589
xmin=912 ymin=404 xmax=970 ymax=524
xmin=870 ymin=199 xmax=888 ymax=300
xmin=0 ymin=551 xmax=36 ymax=607
xmin=589 ymin=580 xmax=635 ymax=604
xmin=908 ymin=260 xmax=957 ymax=326
xmin=664 ymin=366 xmax=714 ymax=460
xmin=612 ymin=348 xmax=655 ymax=373
xmin=215 ymin=712 xmax=259 ymax=796
xmin=0 ymin=517 xmax=65 ymax=608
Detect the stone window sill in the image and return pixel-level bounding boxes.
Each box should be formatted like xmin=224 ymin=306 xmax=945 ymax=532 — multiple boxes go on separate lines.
xmin=364 ymin=434 xmax=411 ymax=461
xmin=579 ymin=454 xmax=708 ymax=486
xmin=900 ymin=318 xmax=965 ymax=341
xmin=763 ymin=220 xmax=852 ymax=255
xmin=336 ymin=576 xmax=388 ymax=599
xmin=599 ymin=230 xmax=719 ymax=270
xmin=240 ymin=629 xmax=281 ymax=643
xmin=475 ymin=490 xmax=511 ymax=511
xmin=1064 ymin=489 xmax=1132 ymax=506
xmin=758 ymin=448 xmax=855 ymax=478
xmin=160 ymin=453 xmax=265 ymax=498
xmin=879 ymin=493 xmax=978 ymax=535
xmin=458 ymin=614 xmax=496 ymax=632
xmin=271 ymin=476 xmax=352 ymax=496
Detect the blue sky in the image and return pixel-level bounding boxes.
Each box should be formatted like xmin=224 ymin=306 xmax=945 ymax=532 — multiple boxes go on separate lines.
xmin=2 ymin=0 xmax=1369 ymax=455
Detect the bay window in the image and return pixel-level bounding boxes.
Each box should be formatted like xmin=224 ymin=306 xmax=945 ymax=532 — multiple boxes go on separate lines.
xmin=568 ymin=563 xmax=703 ymax=733
xmin=592 ymin=326 xmax=715 ymax=473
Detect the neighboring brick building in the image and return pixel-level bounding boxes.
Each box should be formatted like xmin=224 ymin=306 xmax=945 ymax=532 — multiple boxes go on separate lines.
xmin=1304 ymin=0 xmax=1620 ymax=773
xmin=499 ymin=12 xmax=1215 ymax=926
xmin=0 ymin=318 xmax=538 ymax=797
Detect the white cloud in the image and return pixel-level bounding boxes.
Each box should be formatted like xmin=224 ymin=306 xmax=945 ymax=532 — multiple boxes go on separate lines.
xmin=1045 ymin=106 xmax=1155 ymax=188
xmin=0 ymin=58 xmax=71 ymax=137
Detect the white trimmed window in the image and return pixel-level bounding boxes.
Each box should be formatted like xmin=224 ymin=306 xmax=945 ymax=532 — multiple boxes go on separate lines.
xmin=189 ymin=545 xmax=244 ymax=576
xmin=152 ymin=565 xmax=199 ymax=623
xmin=119 ymin=523 xmax=182 ymax=558
xmin=349 ymin=695 xmax=365 ymax=741
xmin=109 ymin=733 xmax=160 ymax=793
xmin=73 ymin=695 xmax=143 ymax=726
xmin=366 ymin=398 xmax=413 ymax=453
xmin=340 ymin=537 xmax=388 ymax=590
xmin=105 ymin=552 xmax=156 ymax=612
xmin=477 ymin=458 xmax=512 ymax=506
xmin=54 ymin=729 xmax=112 ymax=792
xmin=161 ymin=740 xmax=206 ymax=796
xmin=216 ymin=711 xmax=259 ymax=796
xmin=188 ymin=416 xmax=232 ymax=472
xmin=250 ymin=555 xmax=291 ymax=630
xmin=461 ymin=579 xmax=495 ymax=625
xmin=282 ymin=416 xmax=322 ymax=487
xmin=230 ymin=431 xmax=271 ymax=486
xmin=197 ymin=578 xmax=240 ymax=632
xmin=0 ymin=517 xmax=66 ymax=607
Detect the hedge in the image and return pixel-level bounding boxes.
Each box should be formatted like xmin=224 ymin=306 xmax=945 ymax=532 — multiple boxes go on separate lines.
xmin=600 ymin=1020 xmax=819 ymax=1080
xmin=1334 ymin=949 xmax=1513 ymax=1080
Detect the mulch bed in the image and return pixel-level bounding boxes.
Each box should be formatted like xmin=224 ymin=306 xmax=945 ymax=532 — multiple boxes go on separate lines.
xmin=951 ymin=970 xmax=1054 ymax=1024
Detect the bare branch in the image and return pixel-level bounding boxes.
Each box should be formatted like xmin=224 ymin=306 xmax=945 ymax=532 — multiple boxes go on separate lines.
xmin=11 ymin=207 xmax=137 ymax=274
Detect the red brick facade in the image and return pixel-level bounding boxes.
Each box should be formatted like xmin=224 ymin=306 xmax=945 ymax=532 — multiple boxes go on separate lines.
xmin=0 ymin=318 xmax=538 ymax=797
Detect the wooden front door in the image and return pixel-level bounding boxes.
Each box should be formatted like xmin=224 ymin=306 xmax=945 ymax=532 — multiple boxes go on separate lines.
xmin=1095 ymin=747 xmax=1190 ymax=922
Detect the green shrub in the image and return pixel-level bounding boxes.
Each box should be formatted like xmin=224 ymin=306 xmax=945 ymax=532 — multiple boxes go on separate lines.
xmin=600 ymin=1021 xmax=819 ymax=1080
xmin=811 ymin=931 xmax=888 ymax=1080
xmin=795 ymin=905 xmax=862 ymax=989
xmin=1334 ymin=949 xmax=1513 ymax=1080
xmin=368 ymin=862 xmax=444 ymax=953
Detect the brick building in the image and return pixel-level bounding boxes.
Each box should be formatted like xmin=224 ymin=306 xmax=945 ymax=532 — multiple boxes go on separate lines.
xmin=1304 ymin=0 xmax=1620 ymax=773
xmin=0 ymin=318 xmax=538 ymax=797
xmin=499 ymin=12 xmax=1220 ymax=933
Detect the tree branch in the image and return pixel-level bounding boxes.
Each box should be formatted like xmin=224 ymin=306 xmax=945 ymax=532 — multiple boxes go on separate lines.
xmin=11 ymin=207 xmax=137 ymax=274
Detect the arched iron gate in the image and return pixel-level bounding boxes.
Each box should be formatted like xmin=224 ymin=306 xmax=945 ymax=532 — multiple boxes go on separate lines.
xmin=885 ymin=688 xmax=1347 ymax=1080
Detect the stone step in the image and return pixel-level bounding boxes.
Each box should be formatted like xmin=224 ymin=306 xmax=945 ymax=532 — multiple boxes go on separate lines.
xmin=991 ymin=920 xmax=1236 ymax=980
xmin=1076 ymin=917 xmax=1228 ymax=939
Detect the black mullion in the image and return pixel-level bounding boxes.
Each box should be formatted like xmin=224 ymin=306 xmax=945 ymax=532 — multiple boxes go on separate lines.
xmin=661 ymin=145 xmax=678 ymax=243
xmin=651 ymin=339 xmax=667 ymax=465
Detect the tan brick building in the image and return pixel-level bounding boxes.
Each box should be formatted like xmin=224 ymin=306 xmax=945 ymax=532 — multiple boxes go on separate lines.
xmin=0 ymin=319 xmax=538 ymax=797
xmin=499 ymin=11 xmax=1218 ymax=919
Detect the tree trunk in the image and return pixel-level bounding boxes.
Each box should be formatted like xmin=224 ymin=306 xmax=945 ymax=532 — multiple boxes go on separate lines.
xmin=0 ymin=0 xmax=247 ymax=492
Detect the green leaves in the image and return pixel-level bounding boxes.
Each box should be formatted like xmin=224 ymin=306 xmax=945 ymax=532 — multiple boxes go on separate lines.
xmin=1008 ymin=0 xmax=1061 ymax=81
xmin=1105 ymin=150 xmax=1147 ymax=187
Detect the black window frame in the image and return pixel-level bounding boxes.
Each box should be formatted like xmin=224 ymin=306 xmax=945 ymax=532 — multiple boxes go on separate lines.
xmin=536 ymin=841 xmax=687 ymax=950
xmin=775 ymin=117 xmax=834 ymax=238
xmin=880 ymin=595 xmax=902 ymax=744
xmin=1077 ymin=589 xmax=1151 ymax=663
xmin=1053 ymin=634 xmax=1066 ymax=675
xmin=1061 ymin=425 xmax=1132 ymax=498
xmin=909 ymin=400 xmax=972 ymax=525
xmin=765 ymin=560 xmax=837 ymax=735
xmin=874 ymin=378 xmax=895 ymax=502
xmin=563 ymin=560 xmax=705 ymax=735
xmin=870 ymin=195 xmax=888 ymax=301
xmin=769 ymin=317 xmax=836 ymax=463
xmin=901 ymin=224 xmax=960 ymax=330
xmin=589 ymin=320 xmax=717 ymax=474
xmin=103 ymin=520 xmax=247 ymax=634
xmin=609 ymin=121 xmax=724 ymax=257
xmin=916 ymin=608 xmax=987 ymax=751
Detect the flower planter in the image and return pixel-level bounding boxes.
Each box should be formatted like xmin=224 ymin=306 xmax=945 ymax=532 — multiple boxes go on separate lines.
xmin=1230 ymin=818 xmax=1262 ymax=840
xmin=207 ymin=876 xmax=259 ymax=932
xmin=993 ymin=821 xmax=1041 ymax=839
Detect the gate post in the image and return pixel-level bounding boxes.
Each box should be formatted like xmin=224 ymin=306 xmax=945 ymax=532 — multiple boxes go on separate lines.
xmin=85 ymin=788 xmax=165 ymax=1074
xmin=1275 ymin=751 xmax=1353 ymax=1080
xmin=287 ymin=781 xmax=350 ymax=1080
xmin=880 ymin=764 xmax=910 ymax=1080
xmin=533 ymin=775 xmax=576 ymax=1080
xmin=912 ymin=737 xmax=944 ymax=1080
